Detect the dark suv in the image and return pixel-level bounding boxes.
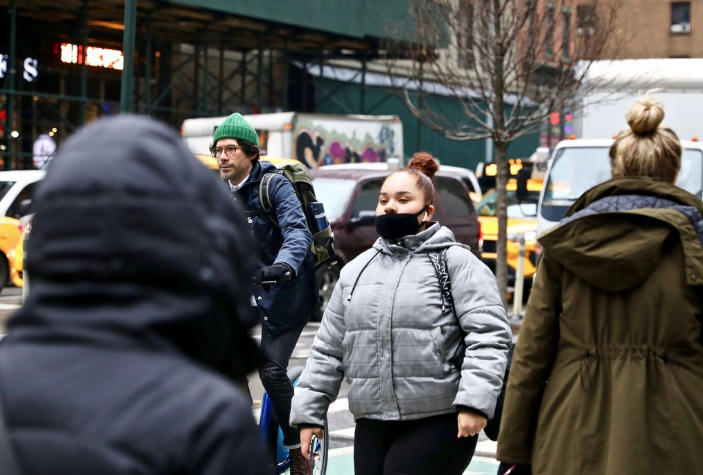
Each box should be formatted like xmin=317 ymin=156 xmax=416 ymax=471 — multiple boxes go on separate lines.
xmin=311 ymin=165 xmax=481 ymax=318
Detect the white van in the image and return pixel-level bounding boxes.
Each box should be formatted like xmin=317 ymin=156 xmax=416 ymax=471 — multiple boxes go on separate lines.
xmin=536 ymin=139 xmax=703 ymax=235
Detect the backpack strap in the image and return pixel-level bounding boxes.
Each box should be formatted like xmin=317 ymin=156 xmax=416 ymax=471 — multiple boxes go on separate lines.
xmin=427 ymin=249 xmax=455 ymax=315
xmin=0 ymin=382 xmax=23 ymax=475
xmin=258 ymin=172 xmax=281 ymax=229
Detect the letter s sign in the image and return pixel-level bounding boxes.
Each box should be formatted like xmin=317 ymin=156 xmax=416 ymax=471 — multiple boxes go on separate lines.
xmin=23 ymin=58 xmax=38 ymax=83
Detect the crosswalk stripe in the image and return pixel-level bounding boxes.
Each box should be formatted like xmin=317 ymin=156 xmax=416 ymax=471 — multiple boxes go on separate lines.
xmin=329 ymin=426 xmax=355 ymax=439
xmin=0 ymin=303 xmax=20 ymax=310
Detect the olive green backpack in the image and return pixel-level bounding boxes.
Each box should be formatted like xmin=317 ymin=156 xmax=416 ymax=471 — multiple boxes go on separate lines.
xmin=259 ymin=161 xmax=337 ymax=268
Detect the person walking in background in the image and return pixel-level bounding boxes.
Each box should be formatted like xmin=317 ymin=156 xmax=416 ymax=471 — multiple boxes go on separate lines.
xmin=496 ymin=94 xmax=703 ymax=474
xmin=291 ymin=152 xmax=511 ymax=475
xmin=0 ymin=116 xmax=268 ymax=475
xmin=212 ymin=113 xmax=319 ymax=475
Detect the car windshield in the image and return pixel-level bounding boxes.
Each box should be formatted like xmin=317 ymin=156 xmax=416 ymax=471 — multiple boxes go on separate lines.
xmin=311 ymin=177 xmax=358 ymax=222
xmin=0 ymin=181 xmax=16 ymax=203
xmin=543 ymin=146 xmax=703 ymax=209
xmin=477 ymin=191 xmax=538 ymax=218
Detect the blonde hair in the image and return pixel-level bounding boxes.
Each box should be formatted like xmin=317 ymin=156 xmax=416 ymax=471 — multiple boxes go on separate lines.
xmin=609 ymin=93 xmax=681 ymax=183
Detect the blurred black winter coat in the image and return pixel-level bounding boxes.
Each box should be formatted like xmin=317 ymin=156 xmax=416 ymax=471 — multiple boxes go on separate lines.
xmin=0 ymin=116 xmax=268 ymax=475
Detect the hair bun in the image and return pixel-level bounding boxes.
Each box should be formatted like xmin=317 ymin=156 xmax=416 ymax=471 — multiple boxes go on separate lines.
xmin=408 ymin=152 xmax=439 ymax=180
xmin=626 ymin=94 xmax=664 ymax=135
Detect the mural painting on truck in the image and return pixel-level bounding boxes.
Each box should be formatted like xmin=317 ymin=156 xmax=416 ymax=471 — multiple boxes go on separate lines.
xmin=293 ymin=119 xmax=400 ymax=167
xmin=315 ymin=77 xmax=540 ymax=169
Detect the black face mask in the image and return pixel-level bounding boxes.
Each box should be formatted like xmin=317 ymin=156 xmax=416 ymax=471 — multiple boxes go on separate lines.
xmin=375 ymin=206 xmax=428 ymax=240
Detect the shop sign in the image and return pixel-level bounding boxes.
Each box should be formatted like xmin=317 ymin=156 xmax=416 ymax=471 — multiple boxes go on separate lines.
xmin=60 ymin=43 xmax=123 ymax=70
xmin=0 ymin=55 xmax=39 ymax=83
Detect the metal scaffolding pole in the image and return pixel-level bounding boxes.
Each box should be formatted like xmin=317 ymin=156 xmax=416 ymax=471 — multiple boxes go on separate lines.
xmin=79 ymin=0 xmax=89 ymax=125
xmin=6 ymin=0 xmax=17 ymax=170
xmin=192 ymin=43 xmax=200 ymax=115
xmin=218 ymin=47 xmax=224 ymax=115
xmin=202 ymin=34 xmax=209 ymax=115
xmin=120 ymin=0 xmax=137 ymax=113
xmin=257 ymin=41 xmax=264 ymax=111
xmin=268 ymin=47 xmax=274 ymax=109
xmin=281 ymin=42 xmax=289 ymax=110
xmin=240 ymin=51 xmax=247 ymax=105
xmin=360 ymin=56 xmax=367 ymax=114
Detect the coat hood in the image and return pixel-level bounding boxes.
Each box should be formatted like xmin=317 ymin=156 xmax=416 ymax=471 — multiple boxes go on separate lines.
xmin=9 ymin=115 xmax=261 ymax=378
xmin=540 ymin=177 xmax=703 ymax=292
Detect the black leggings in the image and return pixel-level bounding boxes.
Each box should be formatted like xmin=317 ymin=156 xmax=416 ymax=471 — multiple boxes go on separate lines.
xmin=354 ymin=413 xmax=478 ymax=475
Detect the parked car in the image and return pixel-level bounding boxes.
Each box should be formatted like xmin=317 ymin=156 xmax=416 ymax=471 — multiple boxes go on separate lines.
xmin=0 ymin=171 xmax=45 ymax=290
xmin=0 ymin=171 xmax=45 ymax=219
xmin=9 ymin=214 xmax=33 ymax=289
xmin=476 ymin=179 xmax=542 ymax=300
xmin=320 ymin=162 xmax=483 ymax=204
xmin=311 ymin=164 xmax=481 ymax=317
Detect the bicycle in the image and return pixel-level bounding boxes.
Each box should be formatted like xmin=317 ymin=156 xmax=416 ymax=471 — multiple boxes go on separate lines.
xmin=253 ymin=278 xmax=328 ymax=474
xmin=258 ymin=365 xmax=328 ymax=474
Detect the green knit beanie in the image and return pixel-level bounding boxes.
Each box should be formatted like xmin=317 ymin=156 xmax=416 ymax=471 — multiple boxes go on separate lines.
xmin=213 ymin=113 xmax=259 ymax=146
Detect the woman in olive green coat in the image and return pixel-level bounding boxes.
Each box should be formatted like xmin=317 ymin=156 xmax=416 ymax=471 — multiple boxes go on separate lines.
xmin=497 ymin=95 xmax=703 ymax=474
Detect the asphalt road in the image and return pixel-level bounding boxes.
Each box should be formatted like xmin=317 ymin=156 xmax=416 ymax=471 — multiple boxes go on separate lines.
xmin=1 ymin=286 xmax=518 ymax=458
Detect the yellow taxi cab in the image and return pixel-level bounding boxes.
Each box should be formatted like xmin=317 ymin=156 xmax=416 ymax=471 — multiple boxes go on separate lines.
xmin=9 ymin=215 xmax=34 ymax=289
xmin=477 ymin=179 xmax=542 ymax=298
xmin=0 ymin=217 xmax=23 ymax=290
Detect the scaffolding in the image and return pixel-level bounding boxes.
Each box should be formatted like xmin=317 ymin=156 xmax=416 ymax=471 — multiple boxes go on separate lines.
xmin=0 ymin=0 xmax=406 ymax=168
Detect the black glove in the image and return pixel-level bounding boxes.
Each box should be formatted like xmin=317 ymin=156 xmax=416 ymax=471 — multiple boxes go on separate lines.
xmin=252 ymin=263 xmax=294 ymax=289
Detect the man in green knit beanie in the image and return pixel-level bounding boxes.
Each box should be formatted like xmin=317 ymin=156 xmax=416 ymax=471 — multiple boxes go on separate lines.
xmin=212 ymin=113 xmax=317 ymax=475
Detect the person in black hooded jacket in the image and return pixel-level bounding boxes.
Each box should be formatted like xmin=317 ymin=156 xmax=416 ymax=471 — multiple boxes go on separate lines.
xmin=0 ymin=115 xmax=269 ymax=475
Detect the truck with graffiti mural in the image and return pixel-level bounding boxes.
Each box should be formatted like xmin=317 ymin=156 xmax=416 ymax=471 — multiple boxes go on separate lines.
xmin=181 ymin=112 xmax=404 ymax=167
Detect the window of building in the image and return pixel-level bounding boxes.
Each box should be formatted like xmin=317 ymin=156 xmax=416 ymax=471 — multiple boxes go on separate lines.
xmin=562 ymin=10 xmax=571 ymax=61
xmin=576 ymin=5 xmax=596 ymax=36
xmin=457 ymin=2 xmax=474 ymax=69
xmin=544 ymin=5 xmax=556 ymax=59
xmin=671 ymin=2 xmax=692 ymax=33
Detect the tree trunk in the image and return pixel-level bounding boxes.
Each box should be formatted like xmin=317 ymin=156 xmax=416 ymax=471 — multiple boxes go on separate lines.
xmin=491 ymin=0 xmax=509 ymax=308
xmin=494 ymin=141 xmax=510 ymax=308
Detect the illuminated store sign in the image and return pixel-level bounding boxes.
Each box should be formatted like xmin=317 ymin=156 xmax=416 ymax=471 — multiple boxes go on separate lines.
xmin=0 ymin=55 xmax=39 ymax=83
xmin=60 ymin=43 xmax=123 ymax=70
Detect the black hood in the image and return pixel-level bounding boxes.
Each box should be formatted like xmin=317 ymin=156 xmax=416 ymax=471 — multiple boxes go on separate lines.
xmin=8 ymin=115 xmax=261 ymax=378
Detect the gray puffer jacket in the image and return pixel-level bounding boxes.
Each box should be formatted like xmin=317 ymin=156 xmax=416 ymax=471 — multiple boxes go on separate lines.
xmin=291 ymin=224 xmax=511 ymax=426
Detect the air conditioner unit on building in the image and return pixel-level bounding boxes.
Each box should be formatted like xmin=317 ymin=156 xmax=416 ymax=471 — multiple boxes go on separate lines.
xmin=671 ymin=23 xmax=691 ymax=33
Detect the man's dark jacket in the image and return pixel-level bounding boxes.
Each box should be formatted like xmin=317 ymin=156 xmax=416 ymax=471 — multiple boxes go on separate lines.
xmin=0 ymin=116 xmax=268 ymax=475
xmin=228 ymin=160 xmax=318 ymax=335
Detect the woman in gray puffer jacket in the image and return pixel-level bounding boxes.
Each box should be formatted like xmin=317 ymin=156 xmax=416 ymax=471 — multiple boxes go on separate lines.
xmin=291 ymin=153 xmax=511 ymax=475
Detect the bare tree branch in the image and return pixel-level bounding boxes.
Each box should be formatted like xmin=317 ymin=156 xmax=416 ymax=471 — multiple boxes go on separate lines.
xmin=383 ymin=0 xmax=624 ymax=305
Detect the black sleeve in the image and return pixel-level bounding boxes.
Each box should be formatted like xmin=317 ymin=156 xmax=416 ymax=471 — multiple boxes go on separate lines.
xmin=189 ymin=399 xmax=270 ymax=475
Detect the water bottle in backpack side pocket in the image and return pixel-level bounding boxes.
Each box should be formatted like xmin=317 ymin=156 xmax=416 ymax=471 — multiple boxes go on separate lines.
xmin=308 ymin=202 xmax=329 ymax=234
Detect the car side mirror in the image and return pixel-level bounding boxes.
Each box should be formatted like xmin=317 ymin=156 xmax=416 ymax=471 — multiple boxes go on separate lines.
xmin=516 ymin=168 xmax=536 ymax=203
xmin=350 ymin=210 xmax=376 ymax=228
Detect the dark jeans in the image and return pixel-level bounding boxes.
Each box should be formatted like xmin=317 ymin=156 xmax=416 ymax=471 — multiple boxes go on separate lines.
xmin=354 ymin=413 xmax=478 ymax=475
xmin=259 ymin=324 xmax=306 ymax=447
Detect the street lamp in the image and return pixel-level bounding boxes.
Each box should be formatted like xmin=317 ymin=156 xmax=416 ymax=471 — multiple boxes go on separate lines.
xmin=10 ymin=131 xmax=19 ymax=138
